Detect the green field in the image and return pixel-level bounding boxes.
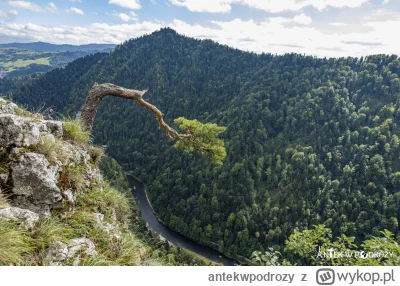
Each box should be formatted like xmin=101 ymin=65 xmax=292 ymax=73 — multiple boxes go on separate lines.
xmin=0 ymin=57 xmax=51 ymax=72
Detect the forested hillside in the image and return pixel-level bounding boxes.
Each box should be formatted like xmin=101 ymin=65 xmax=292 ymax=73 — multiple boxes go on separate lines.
xmin=4 ymin=28 xmax=400 ymax=261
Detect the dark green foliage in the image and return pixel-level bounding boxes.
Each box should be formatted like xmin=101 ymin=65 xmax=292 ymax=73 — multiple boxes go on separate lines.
xmin=99 ymin=155 xmax=215 ymax=265
xmin=8 ymin=28 xmax=400 ymax=262
xmin=99 ymin=156 xmax=130 ymax=192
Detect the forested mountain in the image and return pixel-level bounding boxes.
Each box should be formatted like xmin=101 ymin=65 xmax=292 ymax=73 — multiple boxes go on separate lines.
xmin=4 ymin=28 xmax=400 ymax=261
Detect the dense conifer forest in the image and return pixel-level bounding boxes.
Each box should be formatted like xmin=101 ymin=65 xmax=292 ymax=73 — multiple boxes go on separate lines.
xmin=4 ymin=28 xmax=400 ymax=262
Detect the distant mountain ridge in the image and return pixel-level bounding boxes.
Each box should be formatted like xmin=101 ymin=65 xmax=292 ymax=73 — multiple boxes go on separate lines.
xmin=0 ymin=42 xmax=116 ymax=53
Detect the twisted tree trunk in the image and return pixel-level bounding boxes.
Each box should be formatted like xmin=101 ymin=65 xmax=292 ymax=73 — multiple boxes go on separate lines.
xmin=80 ymin=83 xmax=189 ymax=140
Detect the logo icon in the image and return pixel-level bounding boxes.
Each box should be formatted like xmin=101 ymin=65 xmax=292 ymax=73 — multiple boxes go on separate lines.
xmin=316 ymin=268 xmax=335 ymax=285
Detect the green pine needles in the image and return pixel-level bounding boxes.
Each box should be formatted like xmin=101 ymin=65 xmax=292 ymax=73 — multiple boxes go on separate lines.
xmin=174 ymin=117 xmax=227 ymax=166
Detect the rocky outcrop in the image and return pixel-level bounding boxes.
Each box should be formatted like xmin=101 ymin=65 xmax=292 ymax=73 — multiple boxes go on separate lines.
xmin=0 ymin=114 xmax=40 ymax=148
xmin=0 ymin=100 xmax=88 ymax=216
xmin=0 ymin=207 xmax=39 ymax=229
xmin=45 ymin=238 xmax=97 ymax=266
xmin=45 ymin=241 xmax=69 ymax=266
xmin=0 ymin=98 xmax=17 ymax=115
xmin=0 ymin=99 xmax=103 ymax=264
xmin=12 ymin=153 xmax=61 ymax=215
xmin=0 ymin=99 xmax=159 ymax=266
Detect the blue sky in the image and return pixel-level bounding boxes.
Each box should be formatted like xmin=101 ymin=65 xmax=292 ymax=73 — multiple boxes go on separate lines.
xmin=0 ymin=0 xmax=399 ymax=57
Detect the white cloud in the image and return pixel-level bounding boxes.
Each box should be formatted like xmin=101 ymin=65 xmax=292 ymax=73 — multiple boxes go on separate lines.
xmin=67 ymin=7 xmax=85 ymax=15
xmin=7 ymin=1 xmax=58 ymax=13
xmin=383 ymin=0 xmax=390 ymax=4
xmin=109 ymin=0 xmax=141 ymax=10
xmin=169 ymin=0 xmax=231 ymax=13
xmin=0 ymin=21 xmax=161 ymax=45
xmin=293 ymin=14 xmax=312 ymax=25
xmin=0 ymin=9 xmax=18 ymax=21
xmin=70 ymin=0 xmax=82 ymax=2
xmin=330 ymin=23 xmax=347 ymax=26
xmin=168 ymin=16 xmax=395 ymax=57
xmin=47 ymin=2 xmax=57 ymax=13
xmin=114 ymin=11 xmax=138 ymax=22
xmin=240 ymin=0 xmax=368 ymax=12
xmin=169 ymin=0 xmax=368 ymax=13
xmin=0 ymin=15 xmax=397 ymax=58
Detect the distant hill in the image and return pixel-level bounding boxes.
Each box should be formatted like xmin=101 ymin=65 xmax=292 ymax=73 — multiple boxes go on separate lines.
xmin=0 ymin=42 xmax=115 ymax=53
xmin=0 ymin=41 xmax=115 ymax=78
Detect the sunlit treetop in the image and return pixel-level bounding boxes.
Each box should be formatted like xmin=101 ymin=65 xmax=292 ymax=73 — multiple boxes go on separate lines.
xmin=174 ymin=117 xmax=227 ymax=166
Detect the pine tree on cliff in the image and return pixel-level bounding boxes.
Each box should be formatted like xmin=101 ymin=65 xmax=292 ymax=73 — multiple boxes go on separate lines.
xmin=80 ymin=83 xmax=227 ymax=165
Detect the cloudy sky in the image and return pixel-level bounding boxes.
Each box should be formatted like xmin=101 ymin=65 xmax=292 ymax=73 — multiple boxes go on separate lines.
xmin=0 ymin=0 xmax=399 ymax=57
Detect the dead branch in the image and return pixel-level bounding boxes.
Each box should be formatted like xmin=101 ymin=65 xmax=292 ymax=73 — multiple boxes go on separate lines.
xmin=80 ymin=83 xmax=191 ymax=141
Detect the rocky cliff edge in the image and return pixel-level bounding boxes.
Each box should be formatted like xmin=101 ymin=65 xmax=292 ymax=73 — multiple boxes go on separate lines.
xmin=0 ymin=98 xmax=160 ymax=266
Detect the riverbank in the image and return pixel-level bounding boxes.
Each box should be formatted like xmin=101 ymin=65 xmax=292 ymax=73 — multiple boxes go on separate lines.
xmin=127 ymin=175 xmax=236 ymax=266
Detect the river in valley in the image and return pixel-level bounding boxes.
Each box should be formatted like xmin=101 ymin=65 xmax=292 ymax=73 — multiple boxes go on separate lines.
xmin=128 ymin=175 xmax=236 ymax=266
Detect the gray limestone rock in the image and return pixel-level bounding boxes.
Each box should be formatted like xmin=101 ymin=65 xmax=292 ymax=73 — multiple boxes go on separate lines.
xmin=0 ymin=207 xmax=40 ymax=229
xmin=12 ymin=153 xmax=62 ymax=207
xmin=45 ymin=241 xmax=69 ymax=266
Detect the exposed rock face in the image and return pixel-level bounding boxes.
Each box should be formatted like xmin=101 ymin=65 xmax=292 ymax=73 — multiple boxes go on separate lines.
xmin=45 ymin=242 xmax=69 ymax=266
xmin=45 ymin=238 xmax=98 ymax=266
xmin=0 ymin=98 xmax=17 ymax=115
xmin=0 ymin=173 xmax=8 ymax=184
xmin=94 ymin=212 xmax=118 ymax=234
xmin=68 ymin=238 xmax=98 ymax=258
xmin=0 ymin=114 xmax=42 ymax=148
xmin=45 ymin=121 xmax=63 ymax=137
xmin=12 ymin=153 xmax=61 ymax=205
xmin=0 ymin=207 xmax=40 ymax=229
xmin=0 ymin=100 xmax=82 ymax=217
xmin=0 ymin=99 xmax=143 ymax=266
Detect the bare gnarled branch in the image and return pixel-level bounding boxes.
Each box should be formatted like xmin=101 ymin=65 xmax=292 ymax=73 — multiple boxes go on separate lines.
xmin=80 ymin=83 xmax=190 ymax=141
xmin=80 ymin=83 xmax=226 ymax=165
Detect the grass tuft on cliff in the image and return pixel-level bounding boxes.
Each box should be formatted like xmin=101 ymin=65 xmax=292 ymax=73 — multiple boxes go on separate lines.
xmin=0 ymin=220 xmax=32 ymax=266
xmin=62 ymin=118 xmax=91 ymax=144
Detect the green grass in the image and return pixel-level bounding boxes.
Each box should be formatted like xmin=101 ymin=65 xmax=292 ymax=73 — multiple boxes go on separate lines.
xmin=30 ymin=137 xmax=71 ymax=166
xmin=0 ymin=194 xmax=9 ymax=209
xmin=62 ymin=119 xmax=91 ymax=145
xmin=75 ymin=184 xmax=131 ymax=222
xmin=59 ymin=165 xmax=87 ymax=193
xmin=14 ymin=106 xmax=43 ymax=122
xmin=0 ymin=220 xmax=33 ymax=266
